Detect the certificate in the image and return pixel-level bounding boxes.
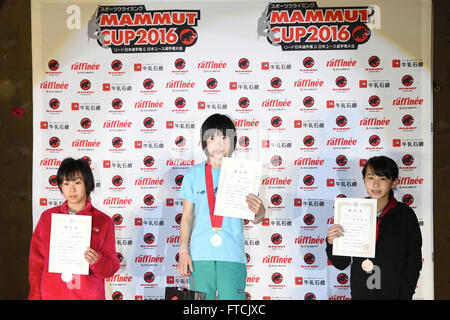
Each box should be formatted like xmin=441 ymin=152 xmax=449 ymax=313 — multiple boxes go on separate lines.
xmin=214 ymin=157 xmax=262 ymax=220
xmin=48 ymin=213 xmax=92 ymax=275
xmin=332 ymin=198 xmax=377 ymax=258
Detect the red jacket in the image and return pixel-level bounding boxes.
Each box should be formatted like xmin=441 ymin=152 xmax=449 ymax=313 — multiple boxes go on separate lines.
xmin=28 ymin=200 xmax=120 ymax=300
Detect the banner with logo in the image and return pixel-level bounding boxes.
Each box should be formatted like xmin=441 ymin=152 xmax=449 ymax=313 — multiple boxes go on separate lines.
xmin=32 ymin=0 xmax=433 ymax=300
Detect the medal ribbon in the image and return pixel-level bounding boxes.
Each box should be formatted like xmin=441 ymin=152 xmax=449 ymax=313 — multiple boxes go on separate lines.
xmin=205 ymin=163 xmax=223 ymax=230
xmin=375 ymin=196 xmax=397 ymax=242
xmin=363 ymin=196 xmax=397 ymax=266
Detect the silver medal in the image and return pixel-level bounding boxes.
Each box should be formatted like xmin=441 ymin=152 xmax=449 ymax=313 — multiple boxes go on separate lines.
xmin=61 ymin=272 xmax=73 ymax=282
xmin=210 ymin=234 xmax=223 ymax=247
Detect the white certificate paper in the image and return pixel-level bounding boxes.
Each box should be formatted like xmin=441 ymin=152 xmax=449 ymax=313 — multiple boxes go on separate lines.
xmin=48 ymin=213 xmax=92 ymax=275
xmin=214 ymin=157 xmax=262 ymax=220
xmin=332 ymin=198 xmax=377 ymax=258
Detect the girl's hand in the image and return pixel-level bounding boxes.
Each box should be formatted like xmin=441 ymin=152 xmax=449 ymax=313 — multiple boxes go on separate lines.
xmin=327 ymin=224 xmax=344 ymax=245
xmin=177 ymin=245 xmax=193 ymax=276
xmin=246 ymin=194 xmax=266 ymax=224
xmin=84 ymin=247 xmax=100 ymax=264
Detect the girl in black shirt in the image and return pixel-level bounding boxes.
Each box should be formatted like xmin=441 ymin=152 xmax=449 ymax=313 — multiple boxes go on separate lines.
xmin=326 ymin=156 xmax=422 ymax=299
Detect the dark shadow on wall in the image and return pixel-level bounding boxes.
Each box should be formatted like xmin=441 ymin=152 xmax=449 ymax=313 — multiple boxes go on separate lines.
xmin=0 ymin=0 xmax=33 ymax=299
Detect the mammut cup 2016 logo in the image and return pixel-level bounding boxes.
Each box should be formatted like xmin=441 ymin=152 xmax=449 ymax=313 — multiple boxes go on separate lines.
xmin=111 ymin=59 xmax=122 ymax=71
xmin=402 ymin=194 xmax=414 ymax=206
xmin=174 ymin=58 xmax=185 ymax=69
xmin=335 ymin=76 xmax=347 ymax=88
xmin=271 ymin=155 xmax=282 ymax=167
xmin=369 ymin=135 xmax=380 ymax=146
xmin=336 ymin=115 xmax=347 ymax=127
xmin=112 ymin=291 xmax=123 ymax=300
xmin=80 ymin=79 xmax=91 ymax=90
xmin=143 ymin=156 xmax=155 ymax=167
xmin=368 ymin=95 xmax=380 ymax=107
xmin=143 ymin=194 xmax=155 ymax=206
xmin=337 ymin=273 xmax=349 ymax=284
xmin=270 ymin=77 xmax=282 ymax=88
xmin=49 ymin=98 xmax=60 ymax=110
xmin=144 ymin=272 xmax=155 ymax=283
xmin=257 ymin=2 xmax=375 ymax=51
xmin=48 ymin=175 xmax=57 ymax=186
xmin=239 ymin=136 xmax=250 ymax=147
xmin=303 ymin=175 xmax=314 ymax=186
xmin=336 ymin=155 xmax=348 ymax=166
xmin=271 ymin=233 xmax=283 ymax=245
xmin=144 ymin=233 xmax=155 ymax=245
xmin=179 ymin=27 xmax=197 ymax=46
xmin=402 ymin=154 xmax=414 ymax=166
xmin=143 ymin=117 xmax=154 ymax=128
xmin=402 ymin=75 xmax=414 ymax=87
xmin=48 ymin=59 xmax=59 ymax=71
xmin=143 ymin=78 xmax=154 ymax=90
xmin=112 ymin=175 xmax=123 ymax=186
xmin=49 ymin=137 xmax=60 ymax=148
xmin=368 ymin=55 xmax=380 ymax=67
xmin=175 ymin=214 xmax=182 ymax=225
xmin=303 ymin=96 xmax=314 ymax=108
xmin=303 ymin=57 xmax=314 ymax=68
xmin=271 ymin=273 xmax=283 ymax=284
xmin=271 ymin=194 xmax=282 ymax=206
xmin=351 ymin=24 xmax=371 ymax=44
xmin=112 ymin=98 xmax=123 ymax=110
xmin=175 ymin=175 xmax=184 ymax=186
xmin=303 ymin=214 xmax=315 ymax=225
xmin=239 ymin=97 xmax=250 ymax=109
xmin=112 ymin=137 xmax=123 ymax=148
xmin=304 ymin=293 xmax=316 ymax=300
xmin=175 ymin=136 xmax=186 ymax=147
xmin=271 ymin=116 xmax=282 ymax=127
xmin=175 ymin=97 xmax=186 ymax=109
xmin=238 ymin=58 xmax=249 ymax=69
xmin=303 ymin=135 xmax=315 ymax=147
xmin=304 ymin=253 xmax=315 ymax=265
xmin=402 ymin=115 xmax=414 ymax=127
xmin=89 ymin=6 xmax=201 ymax=54
xmin=206 ymin=78 xmax=217 ymax=89
xmin=80 ymin=118 xmax=91 ymax=129
xmin=113 ymin=214 xmax=123 ymax=225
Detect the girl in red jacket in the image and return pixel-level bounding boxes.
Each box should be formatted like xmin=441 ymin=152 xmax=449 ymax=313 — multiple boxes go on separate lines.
xmin=29 ymin=157 xmax=120 ymax=300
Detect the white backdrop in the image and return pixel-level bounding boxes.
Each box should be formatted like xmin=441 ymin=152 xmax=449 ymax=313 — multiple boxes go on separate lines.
xmin=32 ymin=0 xmax=433 ymax=300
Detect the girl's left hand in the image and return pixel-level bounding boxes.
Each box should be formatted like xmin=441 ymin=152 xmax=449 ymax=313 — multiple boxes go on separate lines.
xmin=246 ymin=194 xmax=266 ymax=224
xmin=84 ymin=247 xmax=100 ymax=264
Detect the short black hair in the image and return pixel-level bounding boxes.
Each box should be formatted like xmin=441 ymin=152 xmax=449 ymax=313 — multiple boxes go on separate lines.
xmin=200 ymin=113 xmax=237 ymax=156
xmin=362 ymin=156 xmax=399 ymax=180
xmin=56 ymin=157 xmax=95 ymax=197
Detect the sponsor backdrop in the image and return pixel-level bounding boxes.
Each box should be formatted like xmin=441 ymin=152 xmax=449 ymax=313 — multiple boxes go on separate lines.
xmin=31 ymin=0 xmax=433 ymax=300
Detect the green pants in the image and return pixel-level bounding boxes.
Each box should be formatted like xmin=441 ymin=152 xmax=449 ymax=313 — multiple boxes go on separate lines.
xmin=189 ymin=260 xmax=247 ymax=300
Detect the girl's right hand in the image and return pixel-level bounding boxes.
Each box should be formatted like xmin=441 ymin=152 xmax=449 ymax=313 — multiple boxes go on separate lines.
xmin=177 ymin=251 xmax=193 ymax=276
xmin=327 ymin=224 xmax=344 ymax=245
